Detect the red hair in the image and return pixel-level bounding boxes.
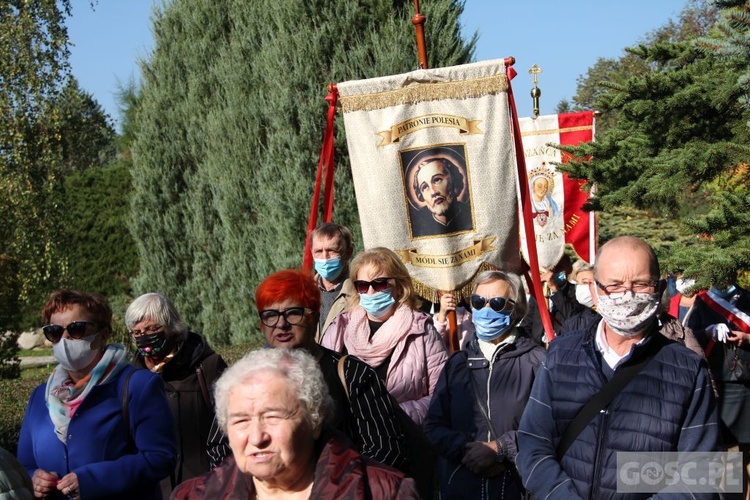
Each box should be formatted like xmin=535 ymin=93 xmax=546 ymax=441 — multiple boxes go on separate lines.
xmin=255 ymin=269 xmax=321 ymax=313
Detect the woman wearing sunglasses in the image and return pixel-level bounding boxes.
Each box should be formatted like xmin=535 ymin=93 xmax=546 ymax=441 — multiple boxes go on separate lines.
xmin=17 ymin=290 xmax=177 ymax=499
xmin=423 ymin=271 xmax=545 ymax=499
xmin=321 ymin=247 xmax=447 ymax=425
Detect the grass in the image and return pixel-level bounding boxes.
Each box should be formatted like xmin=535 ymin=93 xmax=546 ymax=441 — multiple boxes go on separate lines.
xmin=18 ymin=348 xmax=52 ymax=357
xmin=2 ymin=339 xmax=263 ymax=455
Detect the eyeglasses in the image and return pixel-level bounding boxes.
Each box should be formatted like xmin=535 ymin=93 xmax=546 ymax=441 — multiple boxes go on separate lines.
xmin=259 ymin=307 xmax=312 ymax=328
xmin=353 ymin=278 xmax=393 ymax=294
xmin=129 ymin=325 xmax=165 ymax=338
xmin=42 ymin=321 xmax=100 ymax=343
xmin=595 ymin=280 xmax=658 ymax=296
xmin=470 ymin=294 xmax=515 ymax=312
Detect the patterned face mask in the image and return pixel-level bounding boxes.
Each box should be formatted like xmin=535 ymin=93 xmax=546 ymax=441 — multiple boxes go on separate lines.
xmin=595 ymin=289 xmax=660 ymax=338
xmin=135 ymin=331 xmax=174 ymax=358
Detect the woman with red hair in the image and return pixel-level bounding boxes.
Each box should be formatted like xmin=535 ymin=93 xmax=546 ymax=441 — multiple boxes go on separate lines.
xmin=206 ymin=269 xmax=405 ymax=470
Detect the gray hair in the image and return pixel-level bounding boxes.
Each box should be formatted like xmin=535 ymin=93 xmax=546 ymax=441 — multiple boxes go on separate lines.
xmin=125 ymin=293 xmax=188 ymax=339
xmin=214 ymin=348 xmax=331 ymax=435
xmin=472 ymin=270 xmax=528 ymax=324
xmin=571 ymin=261 xmax=594 ymax=281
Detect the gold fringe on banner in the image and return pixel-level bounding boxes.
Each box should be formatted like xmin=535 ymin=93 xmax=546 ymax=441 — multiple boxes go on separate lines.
xmin=340 ymin=74 xmax=509 ymax=114
xmin=411 ymin=261 xmax=499 ymax=306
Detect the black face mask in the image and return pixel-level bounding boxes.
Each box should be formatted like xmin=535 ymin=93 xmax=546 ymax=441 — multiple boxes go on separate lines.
xmin=135 ymin=331 xmax=174 ymax=358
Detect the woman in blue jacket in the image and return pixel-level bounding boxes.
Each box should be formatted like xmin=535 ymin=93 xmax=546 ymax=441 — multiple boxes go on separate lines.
xmin=424 ymin=271 xmax=546 ymax=499
xmin=18 ymin=290 xmax=176 ymax=499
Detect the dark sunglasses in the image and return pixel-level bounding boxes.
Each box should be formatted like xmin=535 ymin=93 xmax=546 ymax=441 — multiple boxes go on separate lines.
xmin=353 ymin=278 xmax=392 ymax=294
xmin=259 ymin=307 xmax=312 ymax=328
xmin=470 ymin=294 xmax=515 ymax=313
xmin=42 ymin=321 xmax=100 ymax=343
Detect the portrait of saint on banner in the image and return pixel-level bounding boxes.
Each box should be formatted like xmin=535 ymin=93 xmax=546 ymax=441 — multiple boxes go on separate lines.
xmin=528 ymin=160 xmax=560 ymax=229
xmin=402 ymin=144 xmax=474 ymax=239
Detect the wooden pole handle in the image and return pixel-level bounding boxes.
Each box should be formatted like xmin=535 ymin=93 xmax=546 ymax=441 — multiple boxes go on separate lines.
xmin=412 ymin=0 xmax=428 ymax=69
xmin=448 ymin=310 xmax=459 ymax=353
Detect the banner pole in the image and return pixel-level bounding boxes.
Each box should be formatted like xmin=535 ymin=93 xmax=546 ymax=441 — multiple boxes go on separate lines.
xmin=412 ymin=0 xmax=429 ymax=69
xmin=505 ymin=57 xmax=556 ymax=343
xmin=303 ymin=84 xmax=339 ymax=269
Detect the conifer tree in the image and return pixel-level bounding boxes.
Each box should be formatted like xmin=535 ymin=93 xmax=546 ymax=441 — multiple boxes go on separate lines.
xmin=559 ymin=0 xmax=749 ymax=286
xmin=54 ymin=76 xmax=117 ymax=173
xmin=132 ymin=0 xmax=475 ymax=344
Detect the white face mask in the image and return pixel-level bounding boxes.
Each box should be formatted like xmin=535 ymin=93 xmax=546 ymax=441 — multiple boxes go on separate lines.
xmin=53 ymin=334 xmax=100 ymax=371
xmin=575 ymin=283 xmax=595 ymax=308
xmin=595 ymin=289 xmax=660 ymax=338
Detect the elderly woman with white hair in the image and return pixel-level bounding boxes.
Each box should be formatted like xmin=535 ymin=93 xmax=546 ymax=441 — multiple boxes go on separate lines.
xmin=126 ymin=293 xmax=227 ymax=497
xmin=171 ymin=348 xmax=418 ymax=499
xmin=423 ymin=270 xmax=546 ymax=499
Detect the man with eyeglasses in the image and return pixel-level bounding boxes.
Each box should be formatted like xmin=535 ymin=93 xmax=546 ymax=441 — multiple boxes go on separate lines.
xmin=310 ymin=223 xmax=356 ymax=340
xmin=205 ymin=269 xmax=406 ymax=471
xmin=517 ymin=236 xmax=721 ymax=499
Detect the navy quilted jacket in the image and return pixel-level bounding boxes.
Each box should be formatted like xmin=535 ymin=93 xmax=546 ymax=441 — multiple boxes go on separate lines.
xmin=517 ymin=320 xmax=720 ymax=499
xmin=424 ymin=333 xmax=545 ymax=499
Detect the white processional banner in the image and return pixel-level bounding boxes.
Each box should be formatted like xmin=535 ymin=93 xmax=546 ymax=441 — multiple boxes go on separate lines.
xmin=338 ymin=59 xmax=521 ymax=302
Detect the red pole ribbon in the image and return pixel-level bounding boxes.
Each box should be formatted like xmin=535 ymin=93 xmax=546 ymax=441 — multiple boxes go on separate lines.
xmin=303 ymin=85 xmax=339 ymax=269
xmin=322 ymin=89 xmax=339 ymax=222
xmin=505 ymin=59 xmax=556 ymax=343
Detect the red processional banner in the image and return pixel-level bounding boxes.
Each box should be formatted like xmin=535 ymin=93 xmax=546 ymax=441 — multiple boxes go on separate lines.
xmin=518 ymin=111 xmax=596 ymax=269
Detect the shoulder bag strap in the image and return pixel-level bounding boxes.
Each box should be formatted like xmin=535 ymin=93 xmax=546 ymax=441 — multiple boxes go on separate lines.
xmin=196 ymin=363 xmax=212 ymax=408
xmin=556 ymin=336 xmax=665 ymax=459
xmin=337 ymin=354 xmax=350 ymax=402
xmin=121 ymin=369 xmax=137 ymax=444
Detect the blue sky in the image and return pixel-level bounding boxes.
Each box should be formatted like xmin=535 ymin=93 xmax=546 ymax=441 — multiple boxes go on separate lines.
xmin=67 ymin=0 xmax=688 ymax=131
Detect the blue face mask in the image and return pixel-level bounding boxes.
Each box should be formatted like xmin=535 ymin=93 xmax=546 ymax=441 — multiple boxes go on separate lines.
xmin=712 ymin=285 xmax=737 ymax=299
xmin=314 ymin=256 xmax=344 ymax=282
xmin=552 ymin=271 xmax=567 ymax=289
xmin=359 ymin=290 xmax=395 ymax=319
xmin=471 ymin=306 xmax=513 ymax=342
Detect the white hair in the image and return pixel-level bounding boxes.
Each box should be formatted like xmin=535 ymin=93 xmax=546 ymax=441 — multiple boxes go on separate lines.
xmin=125 ymin=293 xmax=188 ymax=339
xmin=214 ymin=348 xmax=331 ymax=435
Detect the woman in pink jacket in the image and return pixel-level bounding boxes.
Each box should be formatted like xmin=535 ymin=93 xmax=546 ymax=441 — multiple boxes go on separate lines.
xmin=321 ymin=247 xmax=447 ymax=424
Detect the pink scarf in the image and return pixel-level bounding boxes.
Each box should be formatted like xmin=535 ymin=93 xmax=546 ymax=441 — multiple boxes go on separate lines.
xmin=344 ymin=304 xmax=416 ymax=367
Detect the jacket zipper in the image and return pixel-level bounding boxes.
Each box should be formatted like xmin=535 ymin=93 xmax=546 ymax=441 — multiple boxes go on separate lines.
xmin=590 ymin=407 xmax=609 ymax=499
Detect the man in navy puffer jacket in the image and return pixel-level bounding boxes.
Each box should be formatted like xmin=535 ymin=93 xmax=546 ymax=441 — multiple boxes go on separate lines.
xmin=517 ymin=236 xmax=721 ymax=499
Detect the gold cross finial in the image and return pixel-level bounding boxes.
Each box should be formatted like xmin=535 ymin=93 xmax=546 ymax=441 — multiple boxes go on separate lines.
xmin=529 ymin=64 xmax=543 ymax=87
xmin=529 ymin=65 xmax=543 ymax=118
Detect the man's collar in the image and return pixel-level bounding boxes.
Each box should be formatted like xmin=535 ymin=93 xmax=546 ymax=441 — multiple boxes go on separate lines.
xmin=595 ymin=320 xmax=648 ymax=370
xmin=317 ymin=270 xmax=348 ymax=292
